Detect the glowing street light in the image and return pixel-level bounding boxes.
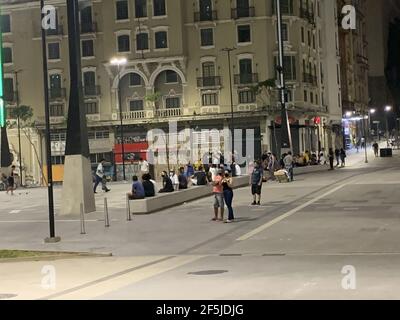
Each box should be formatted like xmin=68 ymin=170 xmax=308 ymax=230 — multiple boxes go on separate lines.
xmin=385 ymin=105 xmax=392 ymax=112
xmin=385 ymin=106 xmax=392 ymax=146
xmin=110 ymin=57 xmax=128 ymax=181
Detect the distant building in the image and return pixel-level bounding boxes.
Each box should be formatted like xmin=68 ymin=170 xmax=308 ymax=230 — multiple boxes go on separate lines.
xmin=1 ymin=0 xmax=343 ymax=183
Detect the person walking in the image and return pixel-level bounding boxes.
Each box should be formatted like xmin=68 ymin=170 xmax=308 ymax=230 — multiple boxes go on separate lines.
xmin=251 ymin=160 xmax=263 ymax=205
xmin=222 ymin=171 xmax=234 ymax=223
xmin=94 ymin=159 xmax=110 ymax=193
xmin=283 ymin=151 xmax=294 ymax=181
xmin=373 ymin=142 xmax=379 ymax=157
xmin=334 ymin=148 xmax=340 ymax=166
xmin=340 ymin=148 xmax=347 ymax=167
xmin=211 ymin=170 xmax=224 ymax=221
xmin=6 ymin=165 xmax=16 ymax=195
xmin=328 ymin=148 xmax=335 ymax=170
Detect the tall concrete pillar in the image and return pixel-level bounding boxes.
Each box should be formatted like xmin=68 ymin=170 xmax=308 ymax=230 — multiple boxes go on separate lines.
xmin=60 ymin=0 xmax=95 ymax=216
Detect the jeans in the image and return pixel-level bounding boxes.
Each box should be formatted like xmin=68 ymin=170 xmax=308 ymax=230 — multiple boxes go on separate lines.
xmin=223 ymin=189 xmax=234 ymax=220
xmin=285 ymin=166 xmax=293 ymax=181
xmin=93 ymin=175 xmax=102 ymax=192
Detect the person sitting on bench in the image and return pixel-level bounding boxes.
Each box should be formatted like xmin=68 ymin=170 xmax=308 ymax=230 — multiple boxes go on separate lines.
xmin=142 ymin=173 xmax=155 ymax=197
xmin=159 ymin=171 xmax=174 ymax=193
xmin=128 ymin=175 xmax=145 ymax=200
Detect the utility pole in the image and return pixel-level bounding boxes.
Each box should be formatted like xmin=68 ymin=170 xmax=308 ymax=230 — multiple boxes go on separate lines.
xmin=221 ymin=47 xmax=236 ymax=162
xmin=15 ymin=70 xmax=23 ymax=186
xmin=275 ymin=0 xmax=292 ymax=156
xmin=41 ymin=0 xmax=59 ymax=242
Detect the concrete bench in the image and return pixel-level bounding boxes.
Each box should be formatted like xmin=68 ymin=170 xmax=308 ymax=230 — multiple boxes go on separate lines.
xmin=127 ymin=175 xmax=250 ymax=215
xmin=293 ymin=164 xmax=329 ymax=175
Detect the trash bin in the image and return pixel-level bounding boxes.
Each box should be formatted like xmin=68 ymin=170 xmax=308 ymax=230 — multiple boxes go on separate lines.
xmin=380 ymin=148 xmax=393 ymax=157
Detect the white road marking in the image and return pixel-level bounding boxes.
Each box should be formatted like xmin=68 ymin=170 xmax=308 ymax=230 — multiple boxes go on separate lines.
xmin=9 ymin=210 xmax=21 ymax=214
xmin=236 ymin=184 xmax=347 ymax=241
xmin=0 ymin=219 xmax=118 ymax=223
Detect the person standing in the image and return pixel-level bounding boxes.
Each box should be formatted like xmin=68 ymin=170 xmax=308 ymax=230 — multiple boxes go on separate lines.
xmin=222 ymin=171 xmax=234 ymax=223
xmin=328 ymin=148 xmax=335 ymax=170
xmin=340 ymin=148 xmax=347 ymax=167
xmin=6 ymin=165 xmax=16 ymax=195
xmin=283 ymin=152 xmax=294 ymax=181
xmin=211 ymin=170 xmax=224 ymax=221
xmin=334 ymin=148 xmax=340 ymax=166
xmin=139 ymin=158 xmax=149 ymax=175
xmin=373 ymin=142 xmax=379 ymax=157
xmin=94 ymin=159 xmax=110 ymax=193
xmin=251 ymin=161 xmax=263 ymax=205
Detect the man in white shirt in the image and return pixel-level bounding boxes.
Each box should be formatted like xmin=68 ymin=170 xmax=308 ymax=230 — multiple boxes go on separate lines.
xmin=139 ymin=158 xmax=149 ymax=174
xmin=94 ymin=159 xmax=110 ymax=193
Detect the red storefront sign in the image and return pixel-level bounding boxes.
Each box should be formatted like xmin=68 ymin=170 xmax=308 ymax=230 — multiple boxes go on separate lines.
xmin=113 ymin=142 xmax=149 ymax=163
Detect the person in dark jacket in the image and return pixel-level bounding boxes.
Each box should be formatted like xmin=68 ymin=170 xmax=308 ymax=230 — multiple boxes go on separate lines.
xmin=340 ymin=148 xmax=347 ymax=167
xmin=334 ymin=148 xmax=340 ymax=166
xmin=178 ymin=167 xmax=188 ymax=190
xmin=142 ymin=174 xmax=155 ymax=197
xmin=328 ymin=148 xmax=335 ymax=170
xmin=159 ymin=171 xmax=174 ymax=193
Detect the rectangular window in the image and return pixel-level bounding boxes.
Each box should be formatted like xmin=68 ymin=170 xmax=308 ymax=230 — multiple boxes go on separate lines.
xmin=301 ymin=27 xmax=305 ymax=43
xmin=118 ymin=35 xmax=130 ymax=52
xmin=200 ymin=28 xmax=214 ymax=46
xmin=3 ymin=78 xmax=14 ymax=102
xmin=166 ymin=70 xmax=178 ymax=83
xmin=82 ymin=40 xmax=94 ymax=57
xmin=136 ymin=33 xmax=149 ymax=51
xmin=135 ymin=0 xmax=147 ymax=18
xmin=202 ymin=93 xmax=218 ymax=106
xmin=48 ymin=43 xmax=60 ymax=60
xmin=238 ymin=25 xmax=251 ymax=43
xmin=116 ymin=0 xmax=129 ymax=20
xmin=154 ymin=0 xmax=166 ymax=16
xmin=50 ymin=104 xmax=64 ymax=117
xmin=129 ymin=73 xmax=142 ymax=86
xmin=238 ymin=90 xmax=255 ymax=104
xmin=308 ymin=30 xmax=311 ymax=46
xmin=304 ymin=90 xmax=307 ymax=102
xmin=155 ymin=31 xmax=168 ymax=49
xmin=3 ymin=47 xmax=12 ymax=64
xmin=51 ymin=156 xmax=65 ymax=165
xmin=129 ymin=100 xmax=144 ymax=111
xmin=310 ymin=92 xmax=314 ymax=104
xmin=85 ymin=102 xmax=99 ymax=114
xmin=1 ymin=15 xmax=11 ymax=33
xmin=165 ymin=97 xmax=180 ymax=108
xmin=277 ymin=23 xmax=288 ymax=41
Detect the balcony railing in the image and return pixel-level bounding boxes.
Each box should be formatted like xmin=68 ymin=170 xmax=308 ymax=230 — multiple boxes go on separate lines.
xmin=46 ymin=25 xmax=64 ymax=36
xmin=234 ymin=73 xmax=259 ymax=85
xmin=81 ymin=22 xmax=97 ymax=34
xmin=303 ymin=73 xmax=318 ymax=86
xmin=231 ymin=7 xmax=255 ymax=19
xmin=197 ymin=76 xmax=221 ymax=88
xmin=156 ymin=108 xmax=182 ymax=118
xmin=194 ymin=10 xmax=218 ymax=22
xmin=3 ymin=91 xmax=18 ymax=103
xmin=83 ymin=85 xmax=101 ymax=96
xmin=122 ymin=110 xmax=147 ymax=120
xmin=49 ymin=88 xmax=66 ymax=100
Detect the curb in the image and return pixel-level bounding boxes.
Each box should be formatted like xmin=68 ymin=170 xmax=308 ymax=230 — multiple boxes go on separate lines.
xmin=0 ymin=251 xmax=112 ymax=263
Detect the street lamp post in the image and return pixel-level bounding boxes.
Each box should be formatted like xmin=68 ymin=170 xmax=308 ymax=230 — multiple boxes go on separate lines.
xmin=385 ymin=105 xmax=392 ymax=147
xmin=275 ymin=0 xmax=292 ymax=156
xmin=110 ymin=57 xmax=127 ymax=181
xmin=221 ymin=47 xmax=236 ymax=162
xmin=14 ymin=70 xmax=23 ymax=186
xmin=40 ymin=0 xmax=59 ymax=242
